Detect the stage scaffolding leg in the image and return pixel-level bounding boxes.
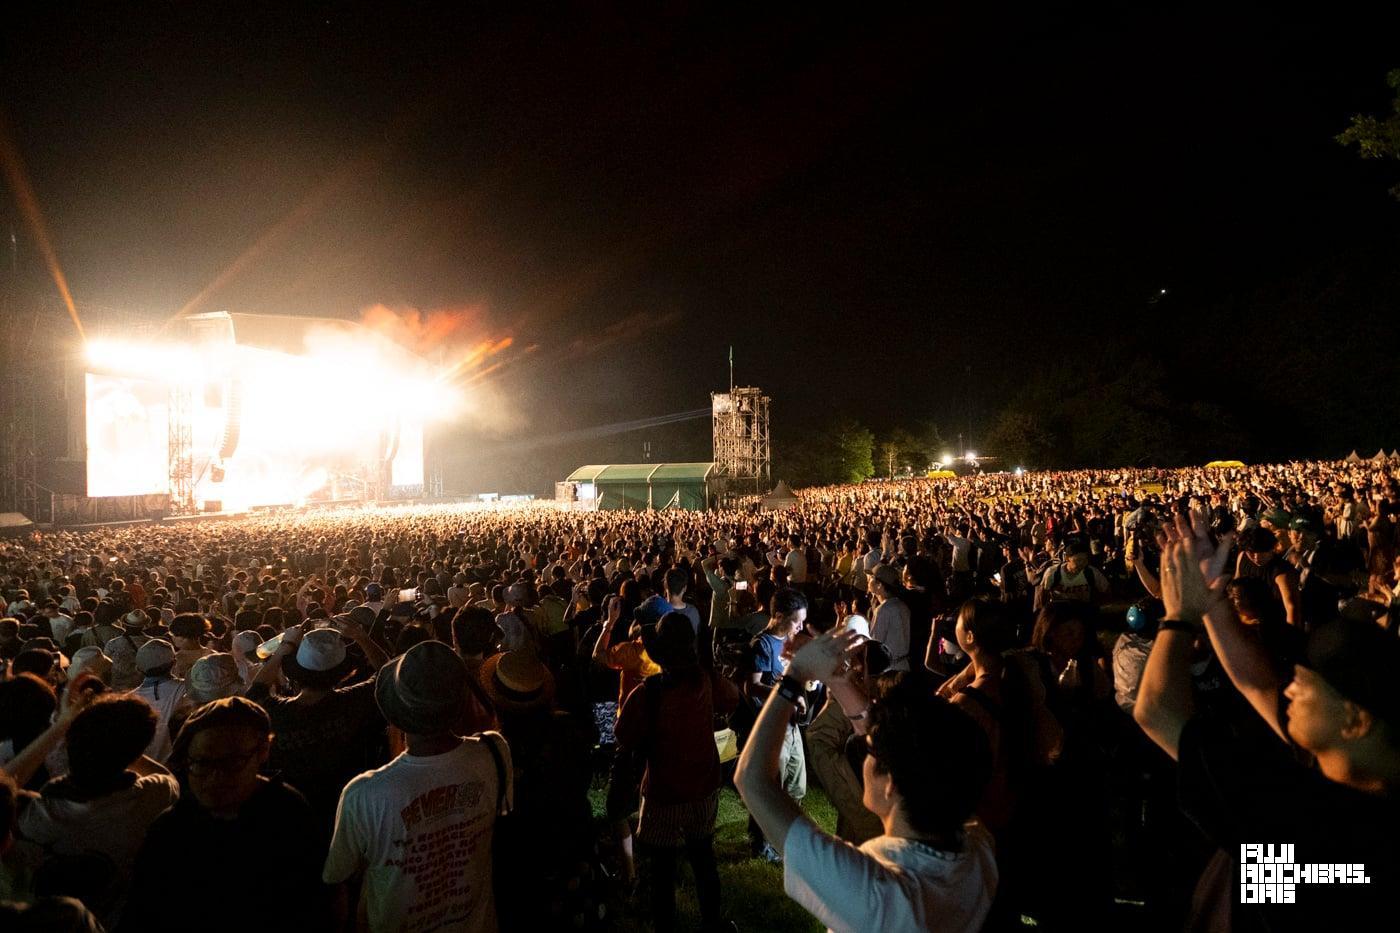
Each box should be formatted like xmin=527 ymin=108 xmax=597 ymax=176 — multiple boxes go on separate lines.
xmin=168 ymin=384 xmax=194 ymax=513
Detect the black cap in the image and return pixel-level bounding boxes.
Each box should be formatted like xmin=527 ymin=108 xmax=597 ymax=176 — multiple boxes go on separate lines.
xmin=1303 ymin=618 xmax=1400 ymax=727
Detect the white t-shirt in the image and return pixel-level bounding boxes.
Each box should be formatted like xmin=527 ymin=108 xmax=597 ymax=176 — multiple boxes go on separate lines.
xmin=784 ymin=549 xmax=808 ymax=584
xmin=47 ymin=614 xmax=74 ymax=646
xmin=945 ymin=535 xmax=974 ymax=573
xmin=857 ymin=548 xmax=883 ymax=591
xmin=130 ymin=677 xmax=190 ymax=763
xmin=783 ymin=818 xmax=997 ymax=933
xmin=324 ymin=734 xmax=513 ymax=933
xmin=872 ymin=597 xmax=912 ymax=672
xmin=1038 ymin=564 xmax=1107 ymax=603
xmin=1112 ymin=633 xmax=1152 ymax=715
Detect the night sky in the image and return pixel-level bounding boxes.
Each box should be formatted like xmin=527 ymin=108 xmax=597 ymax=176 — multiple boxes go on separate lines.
xmin=4 ymin=7 xmax=1400 ymax=493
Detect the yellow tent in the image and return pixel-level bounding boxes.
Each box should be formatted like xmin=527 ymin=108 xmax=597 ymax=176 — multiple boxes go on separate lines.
xmin=1204 ymin=460 xmax=1245 ymax=469
xmin=926 ymin=470 xmax=957 ymax=479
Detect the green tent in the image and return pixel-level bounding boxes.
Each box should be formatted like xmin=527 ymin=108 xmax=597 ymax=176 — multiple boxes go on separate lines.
xmin=564 ymin=462 xmax=715 ymax=511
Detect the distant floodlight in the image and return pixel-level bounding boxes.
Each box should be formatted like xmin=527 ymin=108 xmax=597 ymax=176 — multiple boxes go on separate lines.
xmin=941 ymin=451 xmax=953 ymax=464
xmin=966 ymin=451 xmax=977 ymax=460
xmin=1160 ymin=288 xmax=1167 ymax=294
xmin=1015 ymin=466 xmax=1024 ymax=475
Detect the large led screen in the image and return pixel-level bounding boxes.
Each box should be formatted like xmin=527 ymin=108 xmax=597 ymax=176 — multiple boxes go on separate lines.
xmin=85 ymin=373 xmax=170 ymax=497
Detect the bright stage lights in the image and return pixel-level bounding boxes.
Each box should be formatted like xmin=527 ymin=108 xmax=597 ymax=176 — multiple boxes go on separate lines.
xmin=84 ymin=338 xmax=215 ymax=383
xmin=83 ymin=327 xmax=456 ymax=508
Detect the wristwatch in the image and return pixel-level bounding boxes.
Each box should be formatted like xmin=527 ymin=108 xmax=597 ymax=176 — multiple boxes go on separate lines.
xmin=776 ymin=675 xmax=804 ymax=704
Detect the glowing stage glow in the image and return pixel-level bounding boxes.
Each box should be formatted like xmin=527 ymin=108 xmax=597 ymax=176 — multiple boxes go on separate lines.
xmin=83 ymin=323 xmax=461 ymax=508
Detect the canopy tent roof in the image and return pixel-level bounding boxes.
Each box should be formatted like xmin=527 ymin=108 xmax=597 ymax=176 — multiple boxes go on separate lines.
xmin=1204 ymin=460 xmax=1246 ymax=469
xmin=565 ymin=462 xmax=715 ymax=483
xmin=760 ymin=480 xmax=799 ymax=510
xmin=1345 ymin=450 xmax=1362 ymax=463
xmin=1374 ymin=450 xmax=1390 ymax=463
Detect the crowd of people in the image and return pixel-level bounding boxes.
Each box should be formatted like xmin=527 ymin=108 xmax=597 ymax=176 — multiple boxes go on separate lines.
xmin=1 ymin=458 xmax=1398 ymax=932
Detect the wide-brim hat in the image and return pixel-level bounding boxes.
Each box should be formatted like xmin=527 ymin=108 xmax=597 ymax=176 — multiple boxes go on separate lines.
xmin=871 ymin=563 xmax=901 ymax=589
xmin=479 ymin=649 xmax=555 ymax=713
xmin=188 ymin=653 xmax=242 ymax=704
xmin=376 ymin=641 xmax=468 ymax=734
xmin=281 ymin=628 xmax=355 ymax=686
xmin=135 ymin=638 xmax=176 ymax=673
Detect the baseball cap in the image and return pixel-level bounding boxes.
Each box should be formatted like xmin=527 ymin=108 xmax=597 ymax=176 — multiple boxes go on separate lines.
xmin=1303 ymin=617 xmax=1400 ymax=728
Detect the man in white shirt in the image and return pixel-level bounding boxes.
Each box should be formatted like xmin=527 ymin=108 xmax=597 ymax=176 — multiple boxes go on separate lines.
xmin=40 ymin=603 xmax=74 ymax=646
xmin=782 ymin=534 xmax=808 ymax=585
xmin=869 ymin=565 xmax=912 ymax=672
xmin=129 ymin=640 xmax=191 ymax=763
xmin=1035 ymin=541 xmax=1109 ymax=610
xmin=736 ymin=629 xmax=996 ymax=933
xmin=858 ymin=532 xmax=883 ymax=594
xmin=324 ymin=641 xmax=512 ymax=933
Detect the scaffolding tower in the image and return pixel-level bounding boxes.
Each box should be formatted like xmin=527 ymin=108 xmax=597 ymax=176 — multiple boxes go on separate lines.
xmin=168 ymin=383 xmax=195 ymax=513
xmin=711 ymin=386 xmax=771 ymax=496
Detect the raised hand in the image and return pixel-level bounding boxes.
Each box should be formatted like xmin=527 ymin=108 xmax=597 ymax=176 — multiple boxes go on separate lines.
xmin=1155 ymin=513 xmax=1230 ymax=620
xmin=785 ymin=628 xmax=862 ymax=684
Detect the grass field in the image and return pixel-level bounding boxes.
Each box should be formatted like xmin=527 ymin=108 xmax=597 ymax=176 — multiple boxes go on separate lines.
xmin=590 ymin=783 xmax=836 ymax=932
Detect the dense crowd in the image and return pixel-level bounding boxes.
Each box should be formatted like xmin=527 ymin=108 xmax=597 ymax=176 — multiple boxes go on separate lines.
xmin=1 ymin=458 xmax=1398 ymax=932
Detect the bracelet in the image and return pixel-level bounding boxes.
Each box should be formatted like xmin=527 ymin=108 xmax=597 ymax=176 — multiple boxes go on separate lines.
xmin=776 ymin=676 xmax=804 ymax=705
xmin=1159 ymin=618 xmax=1202 ymax=635
xmin=846 ymin=708 xmax=869 ymax=723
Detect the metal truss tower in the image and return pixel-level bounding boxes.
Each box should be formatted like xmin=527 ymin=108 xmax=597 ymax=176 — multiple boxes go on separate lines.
xmin=711 ymin=386 xmax=771 ymax=496
xmin=168 ymin=384 xmax=194 ymax=513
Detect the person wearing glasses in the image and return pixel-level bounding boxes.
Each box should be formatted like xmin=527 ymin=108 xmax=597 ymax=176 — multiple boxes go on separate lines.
xmin=735 ymin=628 xmax=997 ymax=933
xmin=120 ymin=697 xmax=328 ymax=932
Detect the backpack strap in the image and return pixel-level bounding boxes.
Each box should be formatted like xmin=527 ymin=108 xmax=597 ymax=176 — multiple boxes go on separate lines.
xmin=476 ymin=731 xmax=511 ymax=816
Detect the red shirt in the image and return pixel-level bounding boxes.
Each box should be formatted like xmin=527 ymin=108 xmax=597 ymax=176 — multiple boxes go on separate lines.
xmin=615 ymin=669 xmax=740 ymax=805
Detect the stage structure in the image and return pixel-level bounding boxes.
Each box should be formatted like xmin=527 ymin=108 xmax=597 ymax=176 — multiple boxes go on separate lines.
xmin=76 ymin=311 xmax=453 ymax=517
xmin=711 ymin=386 xmax=770 ymax=497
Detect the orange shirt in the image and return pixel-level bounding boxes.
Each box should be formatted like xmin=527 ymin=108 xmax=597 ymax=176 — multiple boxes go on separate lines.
xmin=606 ymin=639 xmax=661 ymax=714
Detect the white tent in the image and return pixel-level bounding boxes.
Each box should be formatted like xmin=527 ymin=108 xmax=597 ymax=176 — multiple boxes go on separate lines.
xmin=760 ymin=480 xmax=800 ymax=511
xmin=1345 ymin=450 xmax=1362 ymax=463
xmin=1373 ymin=450 xmax=1389 ymax=463
xmin=1391 ymin=450 xmax=1400 ymax=461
